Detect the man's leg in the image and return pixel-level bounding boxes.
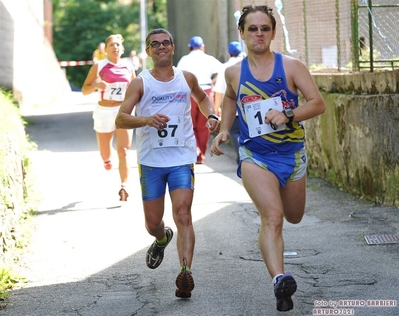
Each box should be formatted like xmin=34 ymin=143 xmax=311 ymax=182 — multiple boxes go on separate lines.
xmin=240 ymin=161 xmax=285 ymax=277
xmin=140 ymin=165 xmax=173 ymax=269
xmin=170 ymin=187 xmax=195 ymax=298
xmin=241 ymin=161 xmax=303 ymax=312
xmin=170 ymin=188 xmax=195 ymax=267
xmin=143 ymin=195 xmax=174 ymax=269
xmin=280 ymin=176 xmax=306 ymax=224
xmin=168 ymin=164 xmax=195 ymax=298
xmin=143 ymin=196 xmax=166 ymax=240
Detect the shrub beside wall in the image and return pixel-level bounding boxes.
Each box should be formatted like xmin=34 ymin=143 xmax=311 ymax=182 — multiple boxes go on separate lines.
xmin=0 ymin=90 xmax=35 ymax=266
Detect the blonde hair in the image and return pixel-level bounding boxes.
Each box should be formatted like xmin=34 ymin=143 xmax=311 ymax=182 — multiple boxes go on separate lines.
xmin=105 ymin=34 xmax=124 ymax=47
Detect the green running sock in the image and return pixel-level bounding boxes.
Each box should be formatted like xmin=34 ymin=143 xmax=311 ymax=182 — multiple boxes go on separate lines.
xmin=180 ymin=266 xmax=190 ymax=272
xmin=156 ymin=234 xmax=167 ymax=246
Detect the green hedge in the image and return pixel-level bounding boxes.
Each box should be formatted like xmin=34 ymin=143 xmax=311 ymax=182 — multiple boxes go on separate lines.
xmin=0 ymin=89 xmax=36 ymax=301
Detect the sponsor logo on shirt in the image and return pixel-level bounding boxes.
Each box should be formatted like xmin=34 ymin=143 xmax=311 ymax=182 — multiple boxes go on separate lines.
xmin=241 ymin=95 xmax=262 ymax=104
xmin=151 ymin=92 xmax=188 ymax=103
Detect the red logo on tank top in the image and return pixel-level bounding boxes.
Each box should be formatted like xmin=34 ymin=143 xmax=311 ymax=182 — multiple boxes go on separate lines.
xmin=242 ymin=95 xmax=262 ymax=104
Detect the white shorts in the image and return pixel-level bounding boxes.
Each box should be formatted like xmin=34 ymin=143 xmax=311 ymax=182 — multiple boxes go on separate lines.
xmin=92 ymin=105 xmax=120 ymax=133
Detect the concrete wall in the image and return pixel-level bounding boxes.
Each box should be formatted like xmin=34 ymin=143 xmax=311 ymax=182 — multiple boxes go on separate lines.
xmin=167 ymin=0 xmax=229 ymax=65
xmin=0 ymin=0 xmax=70 ymax=110
xmin=304 ymin=70 xmax=399 ymax=207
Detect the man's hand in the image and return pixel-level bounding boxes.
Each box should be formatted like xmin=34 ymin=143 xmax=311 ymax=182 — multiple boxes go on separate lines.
xmin=146 ymin=114 xmax=170 ymax=131
xmin=206 ymin=117 xmax=220 ymax=133
xmin=210 ymin=131 xmax=230 ymax=157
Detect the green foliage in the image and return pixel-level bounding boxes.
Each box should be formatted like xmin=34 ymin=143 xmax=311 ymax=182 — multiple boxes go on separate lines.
xmin=0 ymin=267 xmax=27 ymax=301
xmin=0 ymin=89 xmax=37 ymax=299
xmin=53 ymin=0 xmax=167 ymax=87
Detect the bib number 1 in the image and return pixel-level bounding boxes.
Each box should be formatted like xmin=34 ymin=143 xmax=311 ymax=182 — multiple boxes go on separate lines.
xmin=244 ymin=97 xmax=286 ymax=138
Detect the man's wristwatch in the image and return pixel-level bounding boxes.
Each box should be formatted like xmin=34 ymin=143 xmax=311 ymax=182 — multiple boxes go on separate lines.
xmin=283 ymin=109 xmax=295 ymax=123
xmin=208 ymin=114 xmax=219 ymax=121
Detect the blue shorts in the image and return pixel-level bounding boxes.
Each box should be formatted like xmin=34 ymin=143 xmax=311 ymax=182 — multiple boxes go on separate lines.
xmin=138 ymin=164 xmax=195 ymax=201
xmin=238 ymin=146 xmax=307 ymax=188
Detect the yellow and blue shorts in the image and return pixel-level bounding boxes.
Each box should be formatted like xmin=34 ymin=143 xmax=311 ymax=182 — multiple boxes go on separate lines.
xmin=238 ymin=146 xmax=307 ymax=188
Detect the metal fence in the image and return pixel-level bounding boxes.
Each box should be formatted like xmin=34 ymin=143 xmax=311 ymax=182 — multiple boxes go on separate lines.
xmin=232 ymin=0 xmax=399 ymax=72
xmin=354 ymin=0 xmax=399 ymax=71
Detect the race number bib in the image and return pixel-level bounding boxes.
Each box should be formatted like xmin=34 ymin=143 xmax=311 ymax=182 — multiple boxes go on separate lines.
xmin=150 ymin=115 xmax=185 ymax=148
xmin=244 ymin=97 xmax=286 ymax=138
xmin=102 ymin=82 xmax=128 ymax=101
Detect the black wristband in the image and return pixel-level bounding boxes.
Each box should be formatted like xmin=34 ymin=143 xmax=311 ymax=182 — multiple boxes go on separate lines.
xmin=208 ymin=114 xmax=219 ymax=121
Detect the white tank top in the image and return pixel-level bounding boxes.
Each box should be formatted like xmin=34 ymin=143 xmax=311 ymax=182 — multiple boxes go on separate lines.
xmin=136 ymin=67 xmax=197 ymax=167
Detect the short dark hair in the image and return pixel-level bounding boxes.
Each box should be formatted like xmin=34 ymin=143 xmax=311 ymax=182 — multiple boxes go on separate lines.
xmin=238 ymin=5 xmax=276 ymax=32
xmin=146 ymin=28 xmax=174 ymax=47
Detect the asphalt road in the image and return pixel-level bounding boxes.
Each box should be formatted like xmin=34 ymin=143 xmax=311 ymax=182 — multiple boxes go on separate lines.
xmin=2 ymin=92 xmax=398 ymax=316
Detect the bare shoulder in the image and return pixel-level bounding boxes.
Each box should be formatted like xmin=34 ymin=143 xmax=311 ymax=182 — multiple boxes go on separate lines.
xmin=225 ymin=60 xmax=242 ymax=79
xmin=130 ymin=75 xmax=143 ymax=87
xmin=182 ymin=69 xmax=195 ymax=81
xmin=182 ymin=70 xmax=198 ymax=89
xmin=281 ymin=54 xmax=307 ymax=70
xmin=226 ymin=60 xmax=242 ymax=73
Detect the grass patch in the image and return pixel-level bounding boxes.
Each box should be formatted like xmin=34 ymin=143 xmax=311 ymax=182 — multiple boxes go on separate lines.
xmin=0 ymin=267 xmax=27 ymax=302
xmin=0 ymin=88 xmax=38 ymax=301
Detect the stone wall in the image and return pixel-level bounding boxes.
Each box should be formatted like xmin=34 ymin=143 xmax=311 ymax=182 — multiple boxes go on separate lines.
xmin=0 ymin=0 xmax=71 ymax=111
xmin=304 ymin=70 xmax=399 ymax=207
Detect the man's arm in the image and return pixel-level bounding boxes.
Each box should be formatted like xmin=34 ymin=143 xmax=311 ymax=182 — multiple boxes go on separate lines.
xmin=214 ymin=92 xmax=223 ymax=116
xmin=183 ymin=71 xmax=220 ymax=133
xmin=285 ymin=57 xmax=326 ymax=121
xmin=115 ymin=77 xmax=170 ymax=130
xmin=265 ymin=57 xmax=326 ymax=127
xmin=209 ymin=64 xmax=238 ymax=156
xmin=218 ymin=65 xmax=238 ymax=134
xmin=115 ymin=77 xmax=147 ymax=129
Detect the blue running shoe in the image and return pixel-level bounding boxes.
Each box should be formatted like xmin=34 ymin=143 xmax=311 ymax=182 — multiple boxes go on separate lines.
xmin=274 ymin=273 xmax=297 ymax=312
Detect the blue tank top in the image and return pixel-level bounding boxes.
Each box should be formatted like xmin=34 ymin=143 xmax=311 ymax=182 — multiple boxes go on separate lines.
xmin=237 ymin=52 xmax=305 ymax=154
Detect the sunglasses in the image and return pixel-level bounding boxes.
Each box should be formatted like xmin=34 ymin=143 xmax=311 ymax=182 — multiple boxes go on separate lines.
xmin=148 ymin=40 xmax=172 ymax=48
xmin=246 ymin=26 xmax=272 ymax=32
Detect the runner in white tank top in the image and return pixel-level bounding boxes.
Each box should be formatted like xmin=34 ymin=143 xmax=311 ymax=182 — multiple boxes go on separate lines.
xmin=82 ymin=34 xmax=136 ymax=202
xmin=115 ymin=28 xmax=220 ymax=299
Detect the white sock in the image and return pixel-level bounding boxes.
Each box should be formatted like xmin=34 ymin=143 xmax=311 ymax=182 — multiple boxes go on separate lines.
xmin=272 ymin=274 xmax=284 ymax=284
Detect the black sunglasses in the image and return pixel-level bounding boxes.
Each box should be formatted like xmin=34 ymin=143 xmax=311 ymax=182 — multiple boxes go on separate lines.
xmin=148 ymin=40 xmax=172 ymax=48
xmin=246 ymin=26 xmax=272 ymax=32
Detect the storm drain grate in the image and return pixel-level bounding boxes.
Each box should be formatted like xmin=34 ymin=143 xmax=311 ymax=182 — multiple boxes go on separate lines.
xmin=364 ymin=234 xmax=399 ymax=245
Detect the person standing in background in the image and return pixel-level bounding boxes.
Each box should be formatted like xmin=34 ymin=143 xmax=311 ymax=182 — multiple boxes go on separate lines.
xmin=177 ymin=36 xmax=222 ymax=164
xmin=82 ymin=34 xmax=136 ymax=201
xmin=127 ymin=50 xmax=142 ymax=73
xmin=213 ymin=41 xmax=245 ymax=164
xmin=92 ymin=42 xmax=106 ymax=63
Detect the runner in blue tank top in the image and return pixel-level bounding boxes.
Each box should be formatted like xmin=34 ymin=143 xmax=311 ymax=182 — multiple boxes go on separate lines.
xmin=210 ymin=4 xmax=326 ymax=312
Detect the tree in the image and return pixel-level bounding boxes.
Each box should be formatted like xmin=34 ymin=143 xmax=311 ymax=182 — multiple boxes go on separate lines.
xmin=52 ymin=0 xmax=167 ymax=87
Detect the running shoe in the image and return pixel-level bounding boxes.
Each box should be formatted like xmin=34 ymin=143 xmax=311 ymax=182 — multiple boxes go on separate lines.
xmin=118 ymin=187 xmax=129 ymax=201
xmin=274 ymin=273 xmax=297 ymax=312
xmin=146 ymin=227 xmax=173 ymax=269
xmin=175 ymin=257 xmax=195 ymax=299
